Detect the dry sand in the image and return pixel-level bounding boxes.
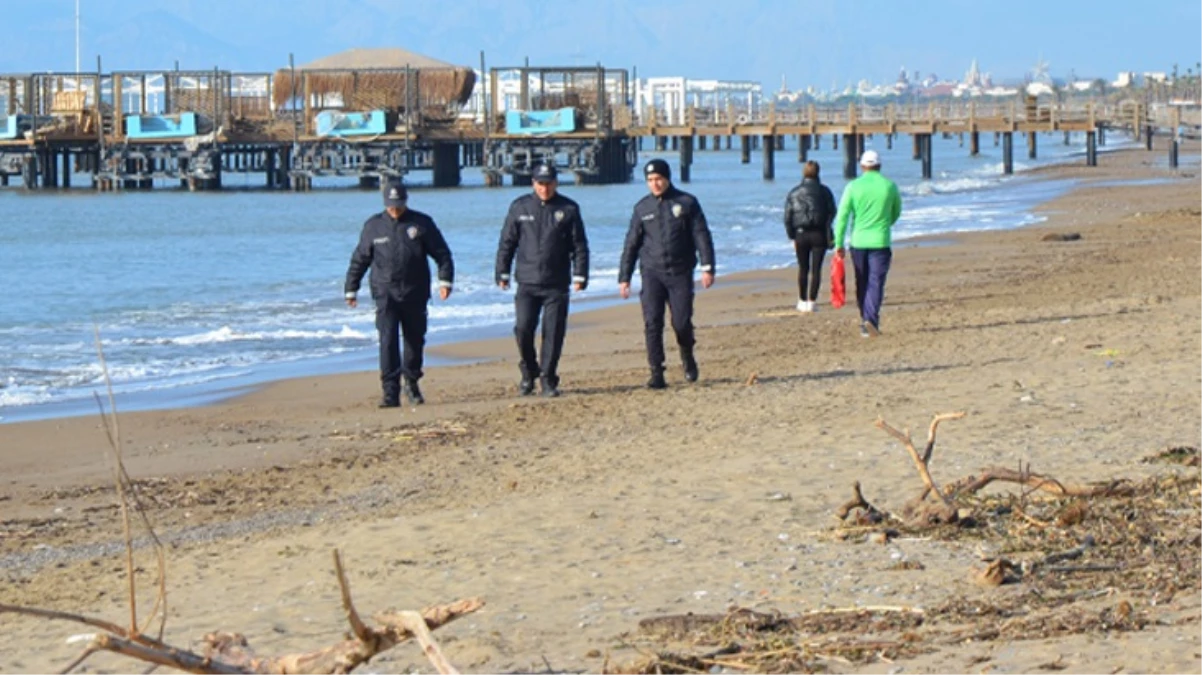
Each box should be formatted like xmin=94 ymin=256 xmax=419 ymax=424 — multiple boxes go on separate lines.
xmin=1 ymin=142 xmax=1199 ymax=674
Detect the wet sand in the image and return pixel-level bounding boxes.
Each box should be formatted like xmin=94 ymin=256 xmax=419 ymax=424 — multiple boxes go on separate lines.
xmin=1 ymin=142 xmax=1199 ymax=674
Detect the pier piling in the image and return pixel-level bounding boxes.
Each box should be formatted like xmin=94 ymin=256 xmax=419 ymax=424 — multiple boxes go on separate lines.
xmin=761 ymin=134 xmax=774 ymax=180
xmin=680 ymin=135 xmax=693 ymax=183
xmin=1002 ymin=132 xmax=1013 ymax=175
xmin=842 ymin=134 xmax=856 ymax=179
xmin=920 ymin=133 xmax=933 ymax=180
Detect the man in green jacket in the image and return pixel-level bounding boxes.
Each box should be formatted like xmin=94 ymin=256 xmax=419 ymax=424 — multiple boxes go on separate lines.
xmin=833 ymin=150 xmax=902 ymax=337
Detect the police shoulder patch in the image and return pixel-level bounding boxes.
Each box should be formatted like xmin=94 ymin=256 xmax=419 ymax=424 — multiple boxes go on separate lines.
xmin=406 ymin=226 xmax=419 ymax=239
xmin=671 ymin=203 xmax=683 ymax=218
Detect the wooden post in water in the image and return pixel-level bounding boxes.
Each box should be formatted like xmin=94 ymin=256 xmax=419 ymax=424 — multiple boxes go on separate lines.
xmin=761 ymin=134 xmax=775 ymax=180
xmin=886 ymin=133 xmax=893 ymax=150
xmin=680 ymin=135 xmax=693 ymax=183
xmin=920 ymin=133 xmax=933 ymax=180
xmin=912 ymin=134 xmax=921 ymax=160
xmin=842 ymin=134 xmax=856 ymax=179
xmin=1063 ymin=131 xmax=1071 ymax=145
xmin=740 ymin=135 xmax=750 ymax=164
xmin=1145 ymin=125 xmax=1153 ymax=151
xmin=1086 ymin=131 xmax=1097 ymax=166
xmin=671 ymin=136 xmax=679 ymax=151
xmin=1027 ymin=131 xmax=1037 ymax=159
xmin=697 ymin=135 xmax=706 ymax=150
xmin=1002 ymin=132 xmax=1013 ymax=174
xmin=798 ymin=134 xmax=809 ymax=163
xmin=432 ymin=142 xmax=461 ymax=187
xmin=970 ymin=131 xmax=979 ymax=156
xmin=1170 ymin=107 xmax=1180 ymax=169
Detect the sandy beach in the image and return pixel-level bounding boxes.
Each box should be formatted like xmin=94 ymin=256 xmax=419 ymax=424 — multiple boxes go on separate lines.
xmin=1 ymin=142 xmax=1199 ymax=674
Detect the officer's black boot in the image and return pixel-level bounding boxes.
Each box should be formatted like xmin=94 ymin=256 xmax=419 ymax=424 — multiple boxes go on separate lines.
xmin=681 ymin=349 xmax=699 ymax=383
xmin=646 ymin=367 xmax=667 ymax=390
xmin=518 ymin=378 xmax=535 ymax=396
xmin=540 ymin=376 xmax=560 ymax=398
xmin=402 ymin=377 xmax=424 ymax=405
xmin=379 ymin=385 xmax=400 ymax=408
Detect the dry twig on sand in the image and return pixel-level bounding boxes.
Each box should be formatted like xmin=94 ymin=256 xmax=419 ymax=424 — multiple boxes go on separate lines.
xmin=0 ymin=333 xmax=482 ymax=674
xmin=856 ymin=412 xmax=1134 ymax=529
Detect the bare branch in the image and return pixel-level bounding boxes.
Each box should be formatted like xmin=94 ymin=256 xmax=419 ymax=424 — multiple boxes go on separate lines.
xmin=875 ymin=417 xmax=952 ymax=506
xmin=59 ymin=645 xmax=100 ymax=675
xmin=0 ymin=604 xmax=167 ymax=649
xmin=944 ymin=467 xmax=1134 ymax=499
xmin=333 ymin=549 xmax=374 ymax=644
xmin=393 ymin=610 xmax=460 ymax=675
xmin=922 ymin=412 xmax=966 ymax=464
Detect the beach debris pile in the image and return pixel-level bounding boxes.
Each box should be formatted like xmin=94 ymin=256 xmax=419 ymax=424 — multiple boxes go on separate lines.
xmin=606 ymin=417 xmax=1199 ymax=674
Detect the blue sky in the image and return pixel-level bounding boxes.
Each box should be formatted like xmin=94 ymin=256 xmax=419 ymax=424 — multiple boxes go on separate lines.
xmin=3 ymin=0 xmax=1199 ymax=90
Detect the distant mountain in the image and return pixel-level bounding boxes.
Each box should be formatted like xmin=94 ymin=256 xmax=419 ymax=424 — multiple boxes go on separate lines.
xmin=0 ymin=0 xmax=741 ymax=78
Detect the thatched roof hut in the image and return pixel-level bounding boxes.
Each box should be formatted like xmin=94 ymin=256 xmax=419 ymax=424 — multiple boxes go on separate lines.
xmin=273 ymin=48 xmax=476 ymax=122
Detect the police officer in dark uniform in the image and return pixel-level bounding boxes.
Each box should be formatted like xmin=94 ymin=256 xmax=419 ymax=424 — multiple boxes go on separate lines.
xmin=345 ymin=179 xmax=454 ymax=408
xmin=495 ymin=163 xmax=590 ymax=398
xmin=618 ymin=159 xmax=716 ymax=390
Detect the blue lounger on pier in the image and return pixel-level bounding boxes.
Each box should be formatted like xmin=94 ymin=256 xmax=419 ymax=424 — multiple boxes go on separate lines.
xmin=505 ymin=108 xmax=577 ymax=135
xmin=125 ymin=112 xmax=202 ymax=139
xmin=315 ymin=110 xmax=387 ymax=137
xmin=0 ymin=114 xmax=32 ymax=140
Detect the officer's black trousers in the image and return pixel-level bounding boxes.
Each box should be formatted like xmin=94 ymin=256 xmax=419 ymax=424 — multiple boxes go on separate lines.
xmin=376 ymin=297 xmax=428 ymax=395
xmin=639 ymin=269 xmax=695 ymax=371
xmin=514 ymin=284 xmax=570 ymax=385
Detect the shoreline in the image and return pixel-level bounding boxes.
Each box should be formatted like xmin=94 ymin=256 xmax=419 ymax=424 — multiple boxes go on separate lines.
xmin=3 ymin=141 xmax=1188 ymax=425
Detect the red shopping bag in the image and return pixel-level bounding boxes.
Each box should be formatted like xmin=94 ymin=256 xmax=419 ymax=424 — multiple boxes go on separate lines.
xmin=830 ymin=254 xmax=846 ymax=309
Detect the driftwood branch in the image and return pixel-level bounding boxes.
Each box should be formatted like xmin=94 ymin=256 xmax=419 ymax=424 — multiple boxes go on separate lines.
xmin=944 ymin=467 xmax=1134 ymax=499
xmin=834 ymin=481 xmax=884 ymax=524
xmin=875 ymin=415 xmax=958 ymax=507
xmin=93 ymin=326 xmax=171 ymax=644
xmin=7 ymin=336 xmax=485 ymax=674
xmin=333 ymin=550 xmax=373 ymax=645
xmin=4 ymin=572 xmax=483 ymax=674
xmin=849 ymin=412 xmax=1137 ymax=535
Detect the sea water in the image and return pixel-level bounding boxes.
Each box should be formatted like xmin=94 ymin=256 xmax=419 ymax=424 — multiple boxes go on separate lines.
xmin=0 ymin=132 xmax=1140 ymax=422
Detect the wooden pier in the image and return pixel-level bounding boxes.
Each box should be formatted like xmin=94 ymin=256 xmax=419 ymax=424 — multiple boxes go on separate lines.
xmin=0 ymin=63 xmax=1192 ymax=192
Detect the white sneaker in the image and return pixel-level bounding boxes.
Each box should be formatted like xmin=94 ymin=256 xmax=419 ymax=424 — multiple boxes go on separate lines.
xmin=796 ymin=299 xmax=807 ymax=312
xmin=808 ymin=301 xmax=818 ymax=313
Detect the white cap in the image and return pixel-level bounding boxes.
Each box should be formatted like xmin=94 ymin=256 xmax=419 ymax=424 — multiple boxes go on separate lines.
xmin=860 ymin=150 xmax=880 ymax=167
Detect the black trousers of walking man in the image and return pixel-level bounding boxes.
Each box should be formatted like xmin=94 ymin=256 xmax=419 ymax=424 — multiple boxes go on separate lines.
xmin=514 ymin=284 xmax=570 ymax=387
xmin=376 ymin=297 xmax=428 ymax=398
xmin=640 ymin=269 xmax=695 ymax=370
